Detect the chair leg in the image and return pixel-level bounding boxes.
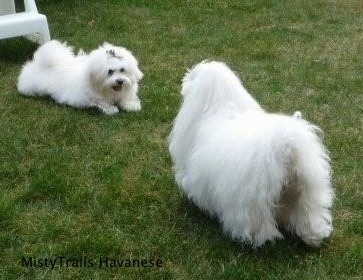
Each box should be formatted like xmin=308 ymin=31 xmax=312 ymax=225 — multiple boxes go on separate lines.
xmin=24 ymin=17 xmax=50 ymax=44
xmin=38 ymin=19 xmax=50 ymax=44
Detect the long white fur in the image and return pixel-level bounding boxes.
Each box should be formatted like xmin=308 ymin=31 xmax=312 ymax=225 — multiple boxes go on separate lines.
xmin=169 ymin=61 xmax=334 ymax=247
xmin=17 ymin=40 xmax=143 ymax=115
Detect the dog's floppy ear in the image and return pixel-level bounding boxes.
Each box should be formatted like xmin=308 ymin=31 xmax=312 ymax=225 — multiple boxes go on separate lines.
xmin=135 ymin=68 xmax=144 ymax=81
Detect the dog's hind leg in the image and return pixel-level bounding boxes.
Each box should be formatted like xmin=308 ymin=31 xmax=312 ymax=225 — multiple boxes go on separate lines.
xmin=222 ymin=207 xmax=283 ymax=248
xmin=221 ymin=178 xmax=285 ymax=248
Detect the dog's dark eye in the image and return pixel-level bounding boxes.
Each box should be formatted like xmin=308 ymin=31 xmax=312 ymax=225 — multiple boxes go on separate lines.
xmin=108 ymin=69 xmax=114 ymax=76
xmin=120 ymin=68 xmax=125 ymax=73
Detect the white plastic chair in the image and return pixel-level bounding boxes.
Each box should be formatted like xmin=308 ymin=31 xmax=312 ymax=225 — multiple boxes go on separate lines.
xmin=0 ymin=0 xmax=50 ymax=44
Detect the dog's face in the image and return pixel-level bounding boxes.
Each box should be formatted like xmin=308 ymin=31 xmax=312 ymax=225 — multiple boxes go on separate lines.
xmin=103 ymin=54 xmax=137 ymax=92
xmin=88 ymin=44 xmax=143 ymax=96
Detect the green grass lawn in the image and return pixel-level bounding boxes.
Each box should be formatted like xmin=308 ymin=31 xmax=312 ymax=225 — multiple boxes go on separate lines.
xmin=1 ymin=0 xmax=362 ymax=279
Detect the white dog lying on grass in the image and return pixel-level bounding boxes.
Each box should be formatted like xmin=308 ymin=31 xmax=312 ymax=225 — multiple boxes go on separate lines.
xmin=17 ymin=40 xmax=143 ymax=115
xmin=169 ymin=61 xmax=334 ymax=247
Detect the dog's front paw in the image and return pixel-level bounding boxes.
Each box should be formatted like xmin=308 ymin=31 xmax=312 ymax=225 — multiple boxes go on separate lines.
xmin=102 ymin=105 xmax=119 ymax=115
xmin=121 ymin=101 xmax=142 ymax=112
xmin=93 ymin=99 xmax=120 ymax=115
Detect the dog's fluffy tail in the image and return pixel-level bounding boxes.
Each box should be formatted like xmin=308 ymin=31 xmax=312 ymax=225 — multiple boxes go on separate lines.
xmin=17 ymin=40 xmax=74 ymax=96
xmin=274 ymin=116 xmax=334 ymax=246
xmin=32 ymin=40 xmax=74 ymax=68
xmin=233 ymin=114 xmax=333 ymax=247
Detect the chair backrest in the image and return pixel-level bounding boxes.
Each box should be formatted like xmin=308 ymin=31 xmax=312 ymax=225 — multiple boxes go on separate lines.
xmin=0 ymin=1 xmax=16 ymax=15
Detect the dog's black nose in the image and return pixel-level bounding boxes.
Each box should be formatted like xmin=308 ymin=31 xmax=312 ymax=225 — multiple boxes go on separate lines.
xmin=116 ymin=79 xmax=123 ymax=85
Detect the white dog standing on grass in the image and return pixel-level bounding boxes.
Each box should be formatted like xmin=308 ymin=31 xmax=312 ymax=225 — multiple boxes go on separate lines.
xmin=169 ymin=61 xmax=334 ymax=248
xmin=17 ymin=40 xmax=143 ymax=115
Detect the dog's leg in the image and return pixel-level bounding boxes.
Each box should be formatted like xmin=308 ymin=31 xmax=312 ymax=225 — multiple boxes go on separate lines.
xmin=221 ymin=181 xmax=284 ymax=248
xmin=253 ymin=218 xmax=284 ymax=248
xmin=118 ymin=89 xmax=141 ymax=112
xmin=222 ymin=206 xmax=283 ymax=248
xmin=91 ymin=98 xmax=119 ymax=115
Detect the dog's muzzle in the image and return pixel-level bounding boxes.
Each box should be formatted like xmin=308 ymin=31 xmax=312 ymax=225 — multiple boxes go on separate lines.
xmin=112 ymin=79 xmax=123 ymax=91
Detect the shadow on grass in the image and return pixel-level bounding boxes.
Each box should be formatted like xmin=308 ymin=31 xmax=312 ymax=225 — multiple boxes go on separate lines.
xmin=15 ymin=93 xmax=131 ymax=118
xmin=177 ymin=197 xmax=330 ymax=259
xmin=0 ymin=38 xmax=38 ymax=63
